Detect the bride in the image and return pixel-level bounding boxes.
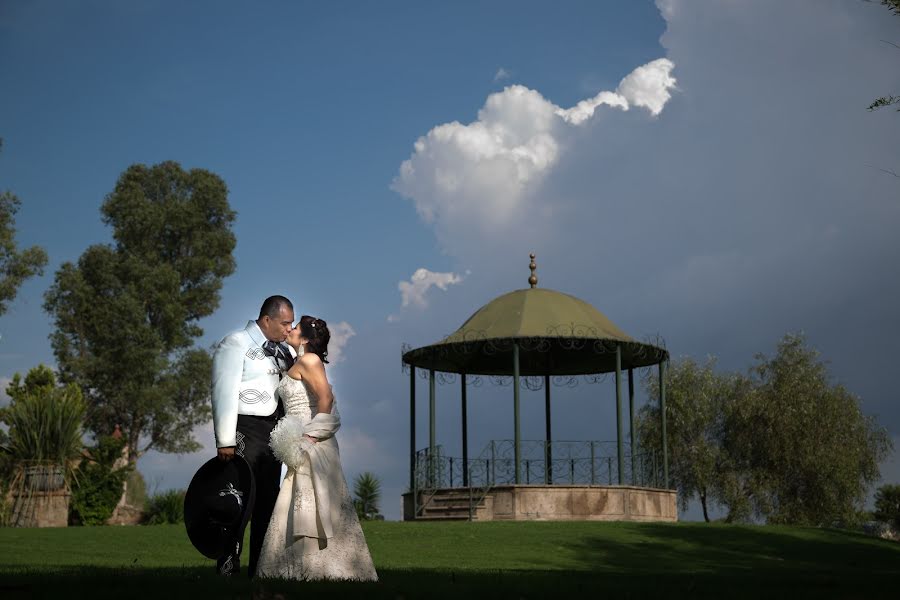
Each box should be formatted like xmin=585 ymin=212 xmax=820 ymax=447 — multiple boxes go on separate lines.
xmin=256 ymin=315 xmax=378 ymax=581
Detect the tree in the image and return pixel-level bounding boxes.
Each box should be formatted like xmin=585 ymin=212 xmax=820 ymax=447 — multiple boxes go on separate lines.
xmin=873 ymin=484 xmax=900 ymax=530
xmin=637 ymin=334 xmax=892 ymax=526
xmin=353 ymin=472 xmax=382 ymax=520
xmin=0 ymin=139 xmax=48 ymax=316
xmin=636 ymin=357 xmax=748 ymax=522
xmin=867 ymin=1 xmax=900 ymax=112
xmin=43 ymin=161 xmax=236 ymax=464
xmin=739 ymin=334 xmax=892 ymax=525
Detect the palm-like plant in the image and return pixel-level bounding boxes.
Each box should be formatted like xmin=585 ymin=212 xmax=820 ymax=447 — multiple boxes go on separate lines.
xmin=2 ymin=365 xmax=86 ymax=488
xmin=353 ymin=472 xmax=382 ymax=520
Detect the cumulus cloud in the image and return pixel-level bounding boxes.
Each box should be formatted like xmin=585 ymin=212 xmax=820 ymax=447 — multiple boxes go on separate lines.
xmin=655 ymin=0 xmax=676 ymax=20
xmin=494 ymin=67 xmax=511 ymax=81
xmin=327 ymin=321 xmax=356 ymax=364
xmin=397 ymin=268 xmax=465 ymax=310
xmin=391 ymin=58 xmax=676 ymax=241
xmin=560 ymin=58 xmax=675 ymax=123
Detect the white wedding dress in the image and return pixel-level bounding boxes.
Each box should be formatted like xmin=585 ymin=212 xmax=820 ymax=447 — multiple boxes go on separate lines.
xmin=256 ymin=375 xmax=378 ymax=581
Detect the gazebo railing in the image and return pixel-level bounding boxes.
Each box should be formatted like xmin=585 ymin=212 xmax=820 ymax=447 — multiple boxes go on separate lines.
xmin=415 ymin=440 xmax=662 ymax=488
xmin=412 ymin=440 xmax=663 ymax=519
xmin=411 ymin=445 xmax=447 ymax=518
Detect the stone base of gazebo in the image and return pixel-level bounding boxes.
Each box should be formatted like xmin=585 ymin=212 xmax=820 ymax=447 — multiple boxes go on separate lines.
xmin=403 ymin=484 xmax=677 ymax=522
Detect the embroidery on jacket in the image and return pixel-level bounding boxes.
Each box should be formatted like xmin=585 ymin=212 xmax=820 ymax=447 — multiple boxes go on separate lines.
xmin=246 ymin=347 xmax=266 ymax=360
xmin=236 ymin=431 xmax=246 ymax=457
xmin=239 ymin=389 xmax=271 ymax=404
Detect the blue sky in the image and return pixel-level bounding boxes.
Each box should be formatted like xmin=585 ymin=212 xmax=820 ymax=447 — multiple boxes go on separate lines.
xmin=2 ymin=0 xmax=900 ymax=521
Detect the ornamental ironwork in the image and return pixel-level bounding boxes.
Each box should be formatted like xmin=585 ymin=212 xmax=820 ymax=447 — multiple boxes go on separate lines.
xmin=412 ymin=440 xmax=663 ymax=491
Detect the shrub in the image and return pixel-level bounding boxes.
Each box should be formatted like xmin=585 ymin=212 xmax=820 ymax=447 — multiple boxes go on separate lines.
xmin=70 ymin=436 xmax=131 ymax=526
xmin=874 ymin=484 xmax=900 ymax=530
xmin=143 ymin=489 xmax=185 ymax=525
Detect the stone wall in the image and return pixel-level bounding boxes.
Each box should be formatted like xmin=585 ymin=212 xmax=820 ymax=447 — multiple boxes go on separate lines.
xmin=404 ymin=484 xmax=677 ymax=522
xmin=487 ymin=485 xmax=677 ymax=522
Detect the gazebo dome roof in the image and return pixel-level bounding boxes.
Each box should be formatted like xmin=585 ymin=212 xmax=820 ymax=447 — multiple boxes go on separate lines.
xmin=403 ymin=273 xmax=667 ymax=376
xmin=440 ymin=287 xmax=633 ymax=344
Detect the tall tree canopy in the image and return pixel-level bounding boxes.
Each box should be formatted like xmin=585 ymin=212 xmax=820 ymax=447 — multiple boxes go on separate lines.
xmin=638 ymin=333 xmax=892 ymax=525
xmin=867 ymin=0 xmax=900 ymax=111
xmin=0 ymin=139 xmax=49 ymax=316
xmin=44 ymin=161 xmax=236 ymax=463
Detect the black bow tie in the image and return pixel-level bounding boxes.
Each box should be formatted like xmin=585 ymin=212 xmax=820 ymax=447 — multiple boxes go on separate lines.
xmin=263 ymin=341 xmax=290 ymax=376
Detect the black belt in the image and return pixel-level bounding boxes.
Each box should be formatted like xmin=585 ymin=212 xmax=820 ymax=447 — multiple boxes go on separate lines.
xmin=238 ymin=412 xmax=279 ymax=423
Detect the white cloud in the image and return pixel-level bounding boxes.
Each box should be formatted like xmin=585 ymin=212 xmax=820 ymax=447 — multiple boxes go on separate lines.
xmin=327 ymin=321 xmax=356 ymax=364
xmin=390 ymin=58 xmax=676 ymax=244
xmin=494 ymin=67 xmax=511 ymax=81
xmin=612 ymin=58 xmax=677 ymax=116
xmin=397 ymin=268 xmax=465 ymax=310
xmin=559 ymin=58 xmax=675 ymax=124
xmin=655 ymin=0 xmax=676 ymax=20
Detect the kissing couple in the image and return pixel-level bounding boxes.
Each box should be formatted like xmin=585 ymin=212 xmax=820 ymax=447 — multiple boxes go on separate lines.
xmin=209 ymin=295 xmax=377 ymax=581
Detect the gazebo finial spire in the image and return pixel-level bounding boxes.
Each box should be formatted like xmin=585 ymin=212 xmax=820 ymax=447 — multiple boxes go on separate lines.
xmin=528 ymin=253 xmax=538 ymax=288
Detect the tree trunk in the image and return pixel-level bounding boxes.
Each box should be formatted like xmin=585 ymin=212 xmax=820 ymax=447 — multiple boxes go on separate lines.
xmin=700 ymin=490 xmax=710 ymax=522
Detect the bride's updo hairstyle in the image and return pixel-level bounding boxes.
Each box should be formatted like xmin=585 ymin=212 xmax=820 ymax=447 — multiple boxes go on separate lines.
xmin=299 ymin=315 xmax=330 ymax=364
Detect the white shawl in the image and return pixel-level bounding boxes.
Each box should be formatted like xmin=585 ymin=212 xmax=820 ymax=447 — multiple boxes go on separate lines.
xmin=269 ymin=407 xmax=342 ymax=552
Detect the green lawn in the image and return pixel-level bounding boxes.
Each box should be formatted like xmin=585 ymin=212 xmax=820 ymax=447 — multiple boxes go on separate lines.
xmin=1 ymin=521 xmax=898 ymax=598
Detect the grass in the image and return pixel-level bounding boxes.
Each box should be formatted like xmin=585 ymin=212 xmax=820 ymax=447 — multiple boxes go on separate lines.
xmin=1 ymin=521 xmax=898 ymax=598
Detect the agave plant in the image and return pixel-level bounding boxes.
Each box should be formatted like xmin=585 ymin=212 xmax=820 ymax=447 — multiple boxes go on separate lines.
xmin=353 ymin=472 xmax=382 ymax=520
xmin=2 ymin=365 xmax=86 ymax=487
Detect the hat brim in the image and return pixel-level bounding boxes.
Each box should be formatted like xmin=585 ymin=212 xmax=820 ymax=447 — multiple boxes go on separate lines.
xmin=184 ymin=456 xmax=256 ymax=559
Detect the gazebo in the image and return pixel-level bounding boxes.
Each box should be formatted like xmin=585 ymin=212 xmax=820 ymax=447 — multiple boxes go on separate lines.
xmin=401 ymin=255 xmax=677 ymax=522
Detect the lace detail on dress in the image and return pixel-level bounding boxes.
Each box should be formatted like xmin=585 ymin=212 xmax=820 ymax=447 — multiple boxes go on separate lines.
xmin=256 ymin=376 xmax=377 ymax=582
xmin=277 ymin=376 xmax=317 ymax=419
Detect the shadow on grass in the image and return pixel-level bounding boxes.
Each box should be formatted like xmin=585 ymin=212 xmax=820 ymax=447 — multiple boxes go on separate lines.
xmin=2 ymin=560 xmax=899 ymax=600
xmin=567 ymin=523 xmax=900 ymax=595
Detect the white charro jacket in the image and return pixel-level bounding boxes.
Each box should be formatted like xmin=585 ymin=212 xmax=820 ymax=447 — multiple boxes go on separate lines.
xmin=211 ymin=320 xmax=292 ymax=448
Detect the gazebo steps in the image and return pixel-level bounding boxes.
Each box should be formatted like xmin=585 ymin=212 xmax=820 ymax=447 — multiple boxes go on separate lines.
xmin=411 ymin=488 xmax=493 ymax=521
xmin=416 ymin=513 xmax=470 ymax=521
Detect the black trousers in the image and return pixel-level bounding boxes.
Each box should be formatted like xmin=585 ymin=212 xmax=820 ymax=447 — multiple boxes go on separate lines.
xmin=216 ymin=413 xmax=281 ymax=578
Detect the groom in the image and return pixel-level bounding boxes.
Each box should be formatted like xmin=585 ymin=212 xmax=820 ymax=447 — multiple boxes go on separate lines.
xmin=211 ymin=295 xmax=295 ymax=577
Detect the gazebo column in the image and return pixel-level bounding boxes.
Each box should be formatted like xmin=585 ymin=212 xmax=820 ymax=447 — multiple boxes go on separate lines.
xmin=660 ymin=359 xmax=669 ymax=489
xmin=629 ymin=368 xmax=635 ymax=485
xmin=544 ymin=373 xmax=552 ymax=485
xmin=429 ymin=369 xmax=436 ymax=487
xmin=513 ymin=342 xmax=521 ymax=484
xmin=615 ymin=344 xmax=624 ymax=485
xmin=461 ymin=373 xmax=468 ymax=487
xmin=409 ymin=365 xmax=416 ymax=493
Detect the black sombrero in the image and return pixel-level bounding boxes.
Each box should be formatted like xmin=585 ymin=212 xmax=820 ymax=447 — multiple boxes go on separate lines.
xmin=184 ymin=456 xmax=256 ymax=559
